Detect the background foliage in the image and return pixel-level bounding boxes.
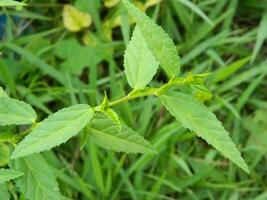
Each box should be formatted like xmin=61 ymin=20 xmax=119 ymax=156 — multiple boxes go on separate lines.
xmin=0 ymin=0 xmax=267 ymax=199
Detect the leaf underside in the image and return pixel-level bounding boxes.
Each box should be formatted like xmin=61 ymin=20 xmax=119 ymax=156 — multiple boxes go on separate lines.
xmin=11 ymin=104 xmax=94 ymax=159
xmin=160 ymin=92 xmax=249 ymax=173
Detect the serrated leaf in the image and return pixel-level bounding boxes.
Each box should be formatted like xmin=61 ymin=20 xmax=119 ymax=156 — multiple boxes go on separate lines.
xmin=124 ymin=26 xmax=159 ymax=89
xmin=251 ymin=9 xmax=267 ymax=63
xmin=122 ymin=0 xmax=180 ymax=78
xmin=0 ymin=88 xmax=7 ymax=97
xmin=0 ymin=169 xmax=24 ymax=184
xmin=88 ymin=114 xmax=155 ymax=154
xmin=0 ymin=183 xmax=10 ymax=200
xmin=160 ymin=92 xmax=249 ymax=173
xmin=0 ymin=97 xmax=37 ymax=126
xmin=104 ymin=108 xmax=121 ymax=131
xmin=0 ymin=0 xmax=26 ymax=7
xmin=10 ymin=154 xmax=61 ymax=200
xmin=63 ymin=5 xmax=91 ymax=32
xmin=79 ymin=125 xmax=90 ymax=151
xmin=11 ymin=104 xmax=94 ymax=159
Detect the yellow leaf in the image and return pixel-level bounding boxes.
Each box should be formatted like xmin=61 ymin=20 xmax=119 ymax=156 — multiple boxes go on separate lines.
xmin=63 ymin=5 xmax=92 ymax=32
xmin=133 ymin=0 xmax=145 ymax=11
xmin=144 ymin=0 xmax=162 ymax=10
xmin=104 ymin=0 xmax=120 ymax=8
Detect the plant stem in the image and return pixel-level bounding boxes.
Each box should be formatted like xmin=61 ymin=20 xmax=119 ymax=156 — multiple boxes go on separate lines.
xmin=94 ymin=78 xmax=184 ymax=111
xmin=109 ymin=89 xmax=158 ymax=107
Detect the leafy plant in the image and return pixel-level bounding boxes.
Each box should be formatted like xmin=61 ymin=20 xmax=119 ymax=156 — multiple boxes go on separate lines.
xmin=0 ymin=0 xmax=250 ymax=199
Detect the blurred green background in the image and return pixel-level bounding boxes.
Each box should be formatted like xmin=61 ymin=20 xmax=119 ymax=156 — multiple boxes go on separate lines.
xmin=0 ymin=0 xmax=267 ymax=199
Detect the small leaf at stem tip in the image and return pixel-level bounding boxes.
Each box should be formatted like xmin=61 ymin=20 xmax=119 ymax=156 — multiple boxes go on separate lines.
xmin=99 ymin=92 xmax=109 ymax=111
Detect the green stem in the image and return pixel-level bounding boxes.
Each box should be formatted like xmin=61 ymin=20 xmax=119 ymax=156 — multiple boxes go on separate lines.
xmin=93 ymin=78 xmax=183 ymax=112
xmin=8 ymin=77 xmax=187 ymax=144
xmin=109 ymin=89 xmax=158 ymax=107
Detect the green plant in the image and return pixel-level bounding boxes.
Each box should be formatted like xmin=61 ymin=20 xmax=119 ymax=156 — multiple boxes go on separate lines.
xmin=0 ymin=0 xmax=250 ymax=199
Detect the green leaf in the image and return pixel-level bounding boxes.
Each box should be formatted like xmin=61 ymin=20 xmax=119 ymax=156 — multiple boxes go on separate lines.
xmin=0 ymin=0 xmax=26 ymax=7
xmin=193 ymin=85 xmax=213 ymax=103
xmin=104 ymin=108 xmax=121 ymax=131
xmin=88 ymin=114 xmax=155 ymax=154
xmin=174 ymin=0 xmax=214 ymax=26
xmin=55 ymin=38 xmax=105 ymax=75
xmin=213 ymin=56 xmax=251 ymax=83
xmin=0 ymin=88 xmax=8 ymax=97
xmin=124 ymin=26 xmax=159 ymax=89
xmin=122 ymin=0 xmax=180 ymax=78
xmin=0 ymin=169 xmax=24 ymax=184
xmin=0 ymin=183 xmax=10 ymax=200
xmin=11 ymin=104 xmax=94 ymax=159
xmin=0 ymin=97 xmax=37 ymax=126
xmin=0 ymin=143 xmax=10 ymax=167
xmin=10 ymin=154 xmax=61 ymax=200
xmin=251 ymin=9 xmax=267 ymax=63
xmin=160 ymin=92 xmax=249 ymax=173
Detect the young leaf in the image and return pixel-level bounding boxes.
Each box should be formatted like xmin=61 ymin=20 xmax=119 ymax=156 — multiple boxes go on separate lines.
xmin=10 ymin=154 xmax=61 ymax=200
xmin=63 ymin=5 xmax=92 ymax=32
xmin=104 ymin=108 xmax=122 ymax=131
xmin=11 ymin=104 xmax=94 ymax=159
xmin=160 ymin=92 xmax=249 ymax=173
xmin=124 ymin=26 xmax=159 ymax=89
xmin=0 ymin=169 xmax=24 ymax=184
xmin=88 ymin=114 xmax=155 ymax=154
xmin=122 ymin=0 xmax=180 ymax=78
xmin=0 ymin=97 xmax=37 ymax=126
xmin=0 ymin=183 xmax=10 ymax=200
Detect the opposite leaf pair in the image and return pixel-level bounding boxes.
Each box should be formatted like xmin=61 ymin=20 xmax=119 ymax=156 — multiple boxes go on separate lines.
xmin=122 ymin=0 xmax=249 ymax=173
